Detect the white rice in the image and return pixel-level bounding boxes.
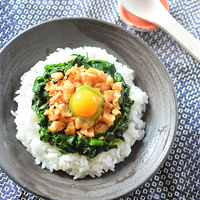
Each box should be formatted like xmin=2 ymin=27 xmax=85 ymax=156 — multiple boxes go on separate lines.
xmin=13 ymin=47 xmax=148 ymax=179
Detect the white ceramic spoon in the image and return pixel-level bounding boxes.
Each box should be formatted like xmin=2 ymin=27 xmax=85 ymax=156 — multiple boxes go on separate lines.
xmin=120 ymin=0 xmax=200 ymax=62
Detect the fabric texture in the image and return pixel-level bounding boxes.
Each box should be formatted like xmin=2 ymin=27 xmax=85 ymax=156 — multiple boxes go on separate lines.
xmin=0 ymin=0 xmax=200 ymax=199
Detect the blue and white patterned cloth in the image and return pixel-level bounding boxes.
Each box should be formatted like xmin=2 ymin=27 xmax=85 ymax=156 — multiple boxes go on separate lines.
xmin=0 ymin=0 xmax=200 ymax=199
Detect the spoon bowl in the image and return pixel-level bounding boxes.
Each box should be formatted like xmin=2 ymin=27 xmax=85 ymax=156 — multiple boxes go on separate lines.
xmin=119 ymin=0 xmax=168 ymax=31
xmin=120 ymin=0 xmax=200 ymax=62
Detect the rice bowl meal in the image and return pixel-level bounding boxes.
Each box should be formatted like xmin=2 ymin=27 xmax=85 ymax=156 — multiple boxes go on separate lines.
xmin=13 ymin=46 xmax=148 ymax=179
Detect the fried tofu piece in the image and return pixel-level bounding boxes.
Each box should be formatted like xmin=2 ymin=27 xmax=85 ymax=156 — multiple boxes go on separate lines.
xmin=65 ymin=121 xmax=75 ymax=135
xmin=97 ymin=70 xmax=108 ymax=83
xmin=103 ymin=101 xmax=113 ymax=113
xmin=112 ymin=107 xmax=121 ymax=115
xmin=81 ymin=72 xmax=97 ymax=87
xmin=48 ymin=121 xmax=65 ymax=133
xmin=45 ymin=105 xmax=60 ymax=121
xmin=101 ymin=111 xmax=115 ymax=127
xmin=65 ymin=65 xmax=84 ymax=83
xmin=86 ymin=127 xmax=94 ymax=137
xmin=94 ymin=122 xmax=109 ymax=134
xmin=49 ymin=91 xmax=63 ymax=106
xmin=74 ymin=81 xmax=82 ymax=89
xmin=65 ymin=64 xmax=78 ymax=76
xmin=60 ymin=104 xmax=73 ymax=117
xmin=87 ymin=67 xmax=99 ymax=75
xmin=75 ymin=118 xmax=94 ymax=130
xmin=45 ymin=81 xmax=56 ymax=93
xmin=106 ymin=75 xmax=113 ymax=87
xmin=113 ymin=90 xmax=121 ymax=109
xmin=58 ymin=116 xmax=75 ymax=124
xmin=94 ymin=82 xmax=110 ymax=93
xmin=112 ymin=82 xmax=122 ymax=90
xmin=77 ymin=127 xmax=94 ymax=138
xmin=62 ymin=80 xmax=76 ymax=103
xmin=103 ymin=90 xmax=114 ymax=102
xmin=51 ymin=72 xmax=63 ymax=82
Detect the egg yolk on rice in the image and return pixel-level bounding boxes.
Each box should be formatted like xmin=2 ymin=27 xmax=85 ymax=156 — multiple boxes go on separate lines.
xmin=71 ymin=88 xmax=99 ymax=117
xmin=69 ymin=85 xmax=104 ymax=120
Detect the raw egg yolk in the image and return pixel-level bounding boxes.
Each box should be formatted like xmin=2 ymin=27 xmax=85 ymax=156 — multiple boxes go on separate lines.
xmin=70 ymin=88 xmax=99 ymax=118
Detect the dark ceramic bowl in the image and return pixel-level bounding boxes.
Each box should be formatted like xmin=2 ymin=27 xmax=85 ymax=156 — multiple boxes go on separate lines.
xmin=0 ymin=18 xmax=177 ymax=200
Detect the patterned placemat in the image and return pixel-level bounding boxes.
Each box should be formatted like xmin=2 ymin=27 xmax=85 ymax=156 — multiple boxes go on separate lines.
xmin=0 ymin=0 xmax=200 ymax=199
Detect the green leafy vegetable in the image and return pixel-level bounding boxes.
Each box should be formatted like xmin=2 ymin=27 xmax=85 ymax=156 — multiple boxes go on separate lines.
xmin=89 ymin=138 xmax=104 ymax=146
xmin=82 ymin=59 xmax=116 ymax=77
xmin=31 ymin=54 xmax=134 ymax=158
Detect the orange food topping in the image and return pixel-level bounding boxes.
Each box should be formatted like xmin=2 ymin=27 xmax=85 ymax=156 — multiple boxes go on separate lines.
xmin=44 ymin=64 xmax=122 ymax=138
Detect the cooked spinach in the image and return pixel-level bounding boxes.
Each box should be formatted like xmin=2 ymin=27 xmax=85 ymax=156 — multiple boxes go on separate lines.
xmin=82 ymin=59 xmax=116 ymax=77
xmin=31 ymin=54 xmax=134 ymax=158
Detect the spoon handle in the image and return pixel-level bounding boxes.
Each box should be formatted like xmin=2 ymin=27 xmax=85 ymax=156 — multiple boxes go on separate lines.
xmin=153 ymin=6 xmax=200 ymax=62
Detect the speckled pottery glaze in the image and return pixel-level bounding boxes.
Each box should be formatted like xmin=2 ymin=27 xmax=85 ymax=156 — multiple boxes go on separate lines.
xmin=0 ymin=18 xmax=177 ymax=200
